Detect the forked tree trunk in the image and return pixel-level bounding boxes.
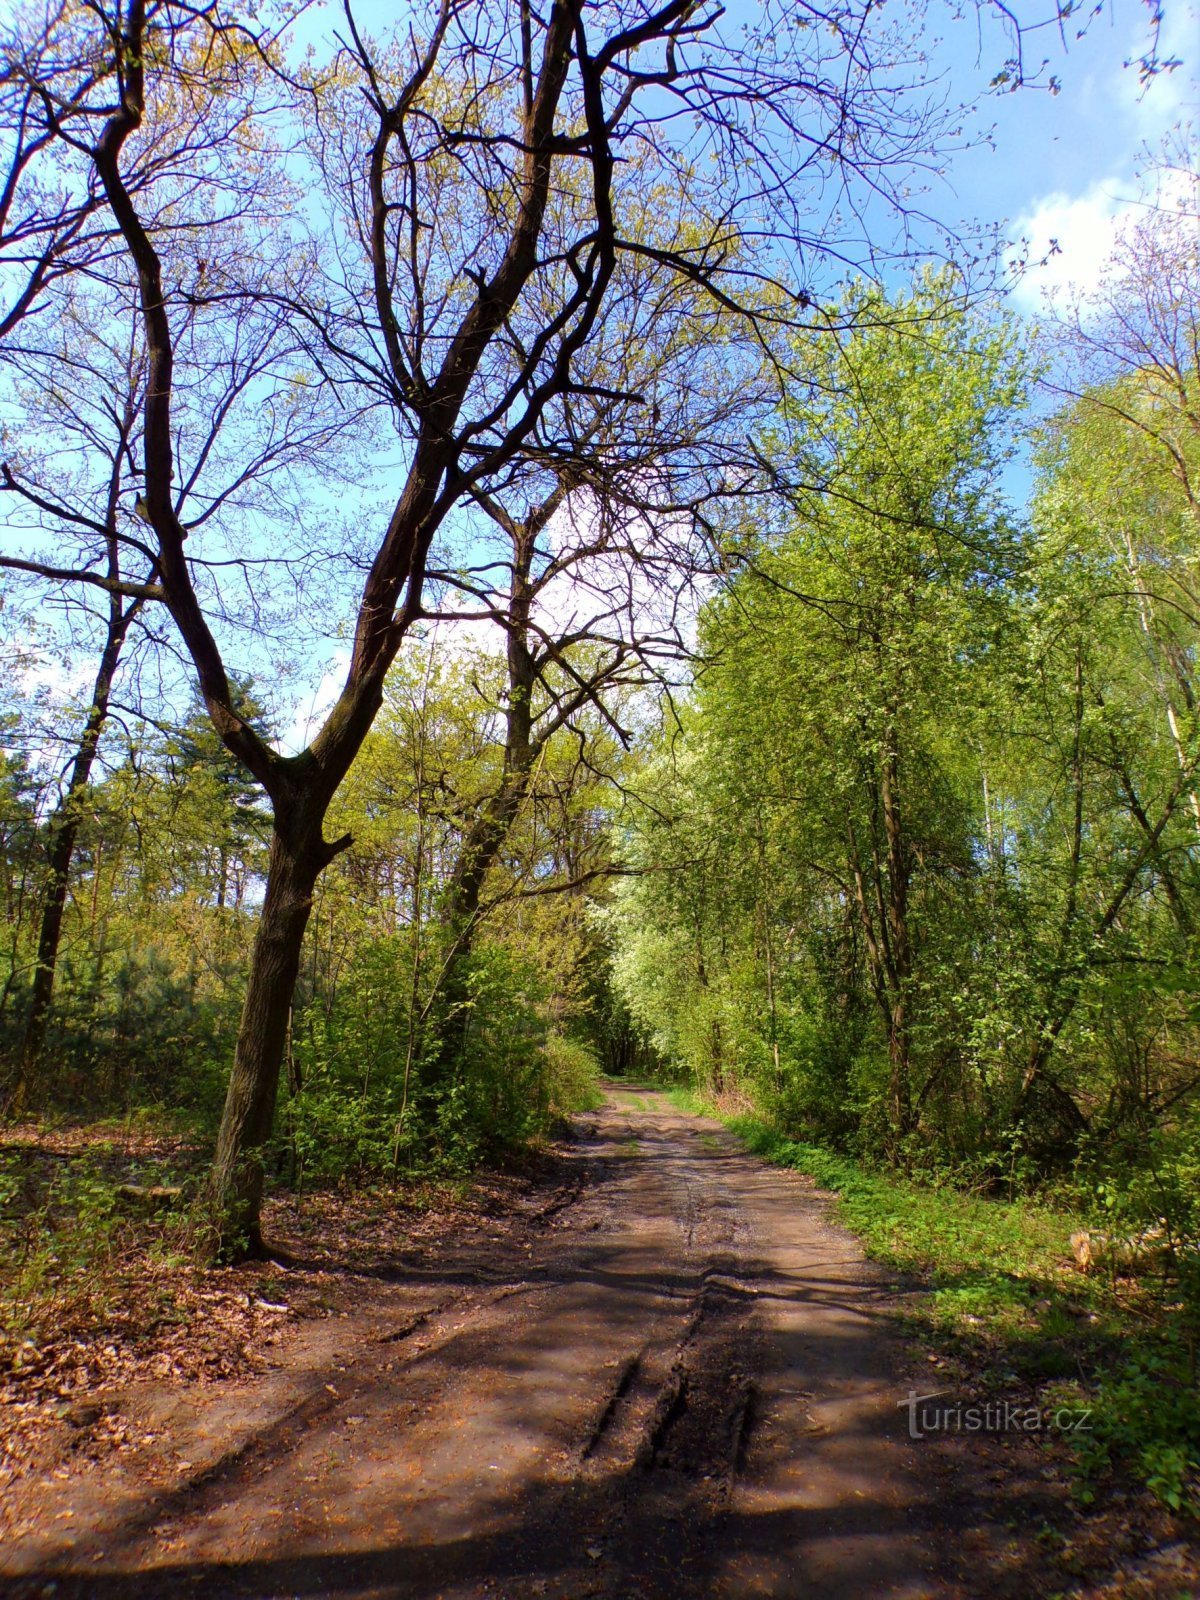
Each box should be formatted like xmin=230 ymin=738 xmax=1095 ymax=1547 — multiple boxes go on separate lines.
xmin=86 ymin=0 xmax=594 ymax=1255
xmin=208 ymin=825 xmax=324 ymax=1255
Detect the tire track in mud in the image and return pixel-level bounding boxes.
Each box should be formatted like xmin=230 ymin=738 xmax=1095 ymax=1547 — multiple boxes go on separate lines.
xmin=2 ymin=1088 xmax=940 ymax=1600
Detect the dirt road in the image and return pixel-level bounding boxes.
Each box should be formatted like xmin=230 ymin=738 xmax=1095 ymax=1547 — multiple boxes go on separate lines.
xmin=1 ymin=1086 xmax=944 ymax=1599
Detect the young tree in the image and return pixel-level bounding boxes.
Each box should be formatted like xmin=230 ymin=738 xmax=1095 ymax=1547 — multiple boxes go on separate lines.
xmin=1 ymin=0 xmax=1092 ymax=1250
xmin=0 ymin=308 xmax=153 ymax=1108
xmin=614 ymin=277 xmax=1031 ymax=1153
xmin=0 ymin=207 xmax=346 ymax=1105
xmin=1004 ymin=180 xmax=1200 ymax=1140
xmin=733 ymin=278 xmax=1027 ymax=1145
xmin=165 ymin=679 xmax=273 ymax=913
xmin=1040 ymin=166 xmax=1200 ymax=834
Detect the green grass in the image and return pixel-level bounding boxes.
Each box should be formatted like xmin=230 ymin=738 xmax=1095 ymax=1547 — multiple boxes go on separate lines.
xmin=615 ymin=1091 xmax=653 ymax=1112
xmin=671 ymin=1087 xmax=1088 ymax=1337
xmin=673 ymin=1087 xmax=1200 ymax=1515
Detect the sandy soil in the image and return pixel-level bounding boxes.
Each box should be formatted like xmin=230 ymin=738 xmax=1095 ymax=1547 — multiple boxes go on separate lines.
xmin=0 ymin=1086 xmax=1184 ymax=1599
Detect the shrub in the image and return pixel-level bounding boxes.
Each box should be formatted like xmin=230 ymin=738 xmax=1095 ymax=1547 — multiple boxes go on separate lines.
xmin=543 ymin=1033 xmax=603 ymax=1117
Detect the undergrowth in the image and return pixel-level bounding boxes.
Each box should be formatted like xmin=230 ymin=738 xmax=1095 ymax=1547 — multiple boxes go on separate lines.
xmin=672 ymin=1087 xmax=1200 ymax=1518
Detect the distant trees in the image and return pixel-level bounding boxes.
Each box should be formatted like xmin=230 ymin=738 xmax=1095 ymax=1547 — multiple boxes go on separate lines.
xmin=0 ymin=0 xmax=1059 ymax=1251
xmin=0 ymin=690 xmax=268 ymax=1111
xmin=614 ymin=277 xmax=1030 ymax=1150
xmin=613 ymin=250 xmax=1199 ymax=1176
xmin=285 ymin=634 xmax=621 ymax=1176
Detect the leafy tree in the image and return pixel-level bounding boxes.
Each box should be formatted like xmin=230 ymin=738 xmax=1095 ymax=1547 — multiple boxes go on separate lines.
xmin=0 ymin=0 xmax=1119 ymax=1251
xmin=693 ymin=277 xmax=1027 ymax=1150
xmin=0 ymin=307 xmax=155 ymax=1107
xmin=997 ymin=182 xmax=1200 ymax=1151
xmin=614 ymin=244 xmax=1200 ymax=1177
xmin=281 ymin=636 xmax=616 ymax=1176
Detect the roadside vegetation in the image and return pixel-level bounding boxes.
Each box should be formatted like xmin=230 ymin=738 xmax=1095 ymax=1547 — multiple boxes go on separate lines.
xmin=0 ymin=0 xmax=1194 ymax=1577
xmin=675 ymin=1086 xmax=1200 ymax=1517
xmin=609 ymin=226 xmax=1200 ymax=1521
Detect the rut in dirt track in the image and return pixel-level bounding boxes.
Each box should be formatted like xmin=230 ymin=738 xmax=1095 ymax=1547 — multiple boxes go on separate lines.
xmin=1 ymin=1086 xmax=945 ymax=1600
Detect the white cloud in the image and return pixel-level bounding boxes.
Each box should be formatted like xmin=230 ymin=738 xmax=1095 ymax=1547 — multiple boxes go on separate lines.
xmin=1005 ymin=0 xmax=1196 ymax=315
xmin=1006 ymin=180 xmax=1135 ymax=309
xmin=1006 ymin=160 xmax=1196 ymax=313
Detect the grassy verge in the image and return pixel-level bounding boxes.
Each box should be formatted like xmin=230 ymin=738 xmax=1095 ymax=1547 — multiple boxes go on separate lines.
xmin=673 ymin=1087 xmax=1200 ymax=1517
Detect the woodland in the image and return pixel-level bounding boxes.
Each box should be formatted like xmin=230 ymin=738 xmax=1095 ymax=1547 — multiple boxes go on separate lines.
xmin=0 ymin=0 xmax=1198 ymax=1578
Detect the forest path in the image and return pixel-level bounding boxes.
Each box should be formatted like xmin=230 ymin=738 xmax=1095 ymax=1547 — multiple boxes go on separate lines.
xmin=1 ymin=1086 xmax=944 ymax=1599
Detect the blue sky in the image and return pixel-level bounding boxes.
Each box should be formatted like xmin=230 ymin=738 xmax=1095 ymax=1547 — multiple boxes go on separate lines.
xmin=932 ymin=0 xmax=1195 ymax=312
xmin=8 ymin=0 xmax=1195 ymax=760
xmin=238 ymin=0 xmax=1200 ymax=751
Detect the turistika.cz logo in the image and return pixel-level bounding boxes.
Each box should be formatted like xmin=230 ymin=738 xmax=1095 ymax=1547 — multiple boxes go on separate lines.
xmin=899 ymin=1390 xmax=1093 ymax=1440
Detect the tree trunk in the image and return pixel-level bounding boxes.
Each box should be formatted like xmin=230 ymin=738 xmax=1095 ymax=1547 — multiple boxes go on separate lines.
xmin=431 ymin=535 xmax=540 ymax=1076
xmin=12 ymin=812 xmax=85 ymax=1113
xmin=879 ymin=741 xmax=914 ymax=1146
xmin=887 ymin=997 xmax=912 ymax=1145
xmin=11 ymin=588 xmax=139 ymax=1114
xmin=1121 ymin=526 xmax=1200 ymax=837
xmin=207 ymin=825 xmax=324 ymax=1256
xmin=848 ymin=733 xmax=915 ymax=1157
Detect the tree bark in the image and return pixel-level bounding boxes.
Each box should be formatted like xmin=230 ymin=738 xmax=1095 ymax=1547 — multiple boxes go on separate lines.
xmin=847 ymin=725 xmax=914 ymax=1156
xmin=11 ymin=485 xmax=143 ymax=1114
xmin=879 ymin=738 xmax=914 ymax=1145
xmin=13 ymin=811 xmax=85 ymax=1113
xmin=432 ymin=543 xmax=540 ymax=1075
xmin=207 ymin=823 xmax=327 ymax=1255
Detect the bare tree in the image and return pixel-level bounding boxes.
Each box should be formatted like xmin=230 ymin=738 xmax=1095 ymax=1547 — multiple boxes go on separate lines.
xmin=1 ymin=247 xmax=351 ymax=1112
xmin=1 ymin=310 xmax=151 ymax=1109
xmin=0 ymin=0 xmax=1078 ymax=1253
xmin=436 ymin=227 xmax=759 ymax=944
xmin=0 ymin=26 xmax=107 ymax=341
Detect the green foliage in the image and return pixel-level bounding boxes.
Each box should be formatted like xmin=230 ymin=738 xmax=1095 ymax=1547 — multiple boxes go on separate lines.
xmin=286 ymin=933 xmax=422 ymax=1182
xmin=690 ymin=1091 xmax=1200 ymax=1513
xmin=0 ymin=683 xmax=271 ymax=1121
xmin=1083 ymin=1107 xmax=1200 ymax=1371
xmin=656 ymin=215 xmax=1200 ymax=1378
xmin=283 ymin=932 xmax=585 ymax=1182
xmin=1 ymin=1147 xmax=136 ymax=1338
xmin=431 ymin=942 xmax=551 ymax=1163
xmin=1072 ymin=1341 xmax=1200 ymax=1515
xmin=40 ymin=946 xmax=236 ymax=1120
xmin=542 ymin=1032 xmax=604 ymax=1117
xmin=616 ymin=276 xmax=1040 ymax=1156
xmin=1 ymin=633 xmax=613 ymax=1177
xmin=612 ymin=266 xmax=1200 ymax=1194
